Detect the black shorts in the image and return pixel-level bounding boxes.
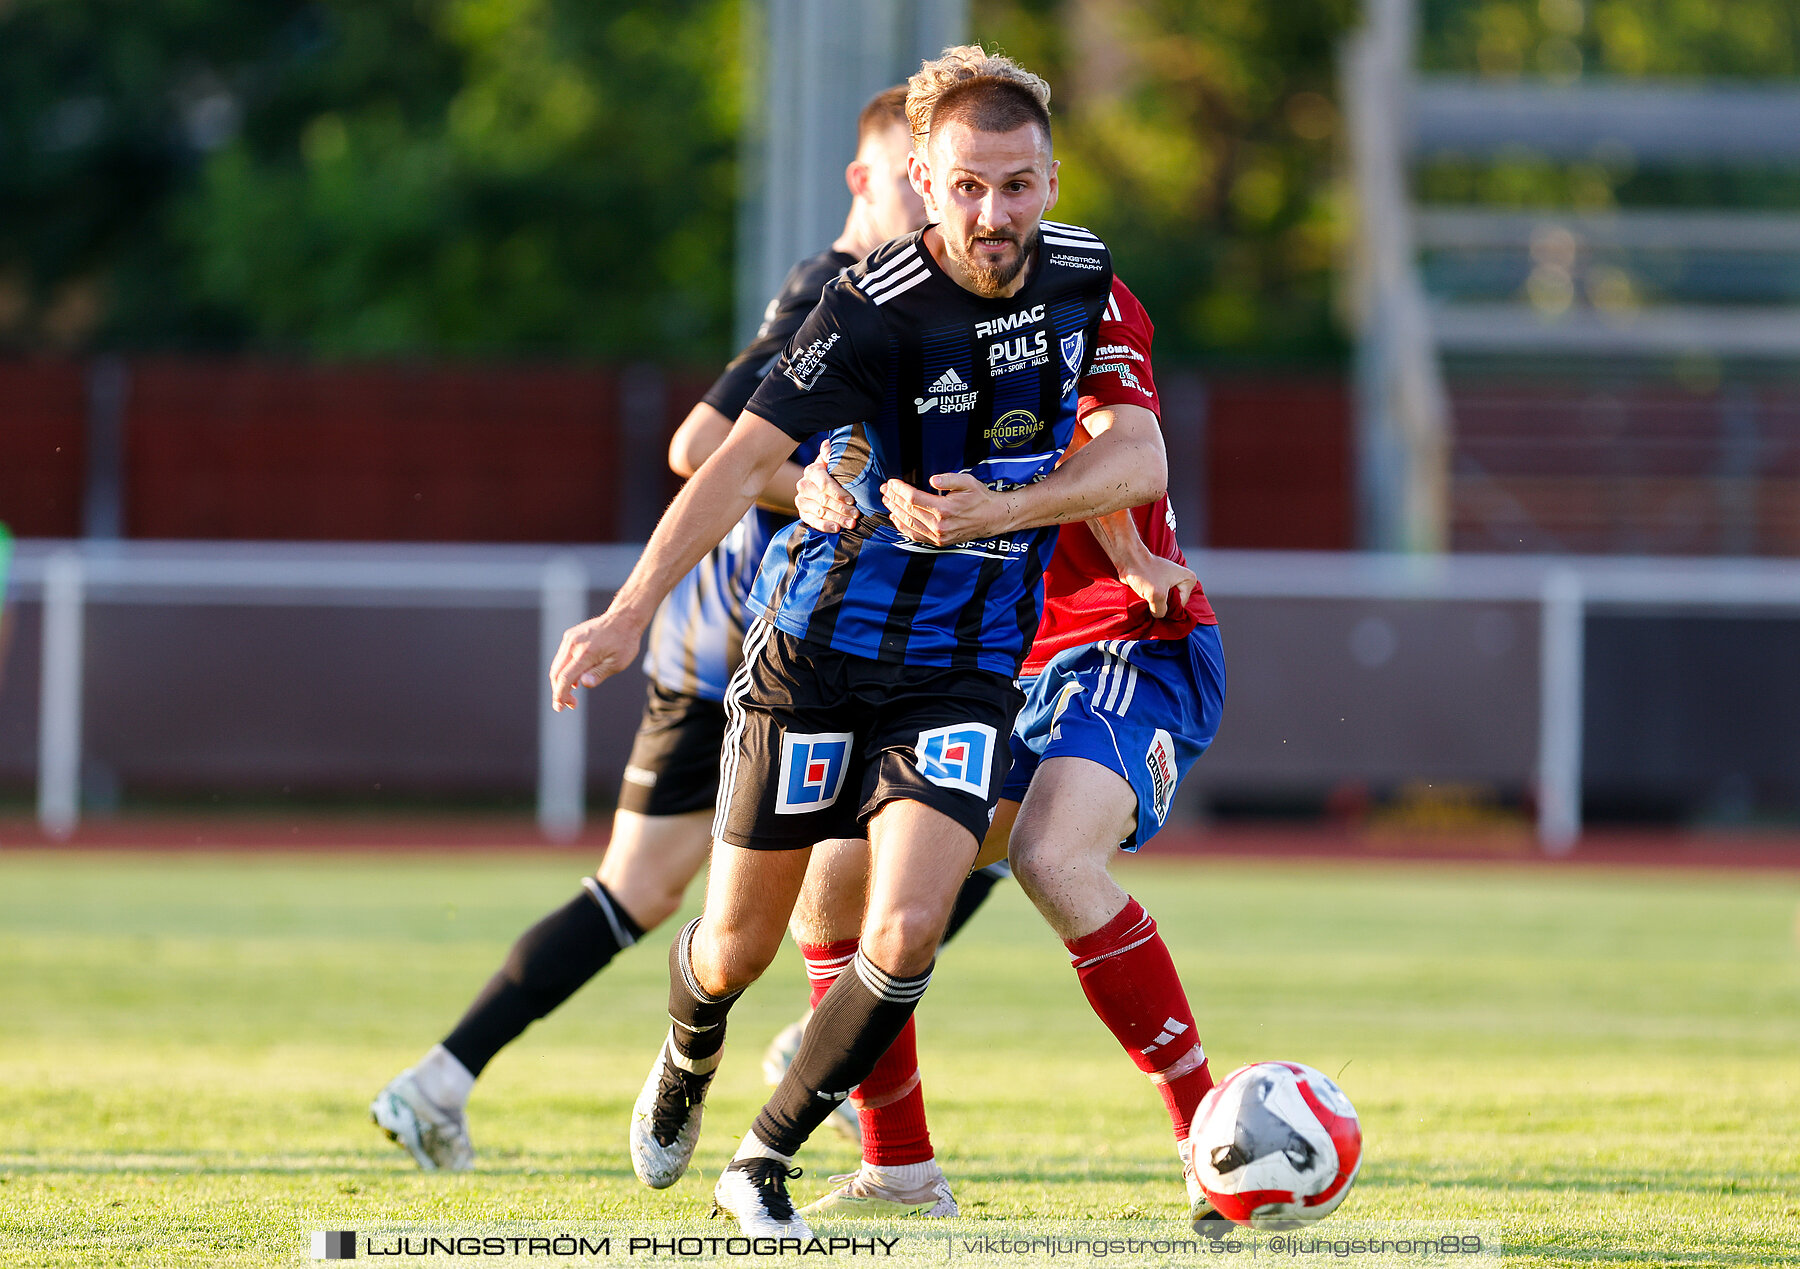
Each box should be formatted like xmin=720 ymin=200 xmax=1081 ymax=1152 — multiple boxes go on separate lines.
xmin=713 ymin=622 xmax=1023 ymax=850
xmin=617 ymin=681 xmax=728 ymax=817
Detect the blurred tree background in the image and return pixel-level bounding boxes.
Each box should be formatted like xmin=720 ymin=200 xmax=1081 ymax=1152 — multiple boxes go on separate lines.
xmin=0 ymin=0 xmax=738 ymax=360
xmin=975 ymin=0 xmax=1358 ymax=364
xmin=2 ymin=1 xmax=1795 ymax=367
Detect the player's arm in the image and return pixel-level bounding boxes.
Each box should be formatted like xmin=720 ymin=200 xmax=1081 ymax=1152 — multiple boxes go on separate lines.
xmin=551 ymin=413 xmax=797 ymax=709
xmin=1064 ymin=423 xmax=1196 ymax=618
xmin=880 ymin=400 xmax=1166 ymax=547
xmin=556 ymin=280 xmax=881 ymax=706
xmin=796 ymin=416 xmax=1192 ymax=615
xmin=1066 ymin=279 xmax=1194 ymax=617
xmin=668 ymin=401 xmax=804 ymax=515
xmin=670 ymin=257 xmax=843 ymax=514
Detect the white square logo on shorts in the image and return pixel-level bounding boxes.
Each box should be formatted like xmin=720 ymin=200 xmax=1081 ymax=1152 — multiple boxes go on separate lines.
xmin=914 ymin=723 xmax=997 ymax=797
xmin=775 ymin=731 xmax=853 ymax=814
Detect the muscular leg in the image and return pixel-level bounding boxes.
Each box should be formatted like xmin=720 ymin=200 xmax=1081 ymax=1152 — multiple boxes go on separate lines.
xmin=666 ymin=839 xmax=812 ymax=1064
xmin=1007 ymin=760 xmax=1136 ymax=940
xmin=634 ymin=838 xmax=812 ymax=1189
xmin=1009 ymin=756 xmax=1214 ymax=1147
xmin=744 ymin=800 xmax=976 ymax=1162
xmin=791 ymin=838 xmax=871 ymax=945
xmin=599 ymin=809 xmax=714 ymax=929
xmin=789 ymin=837 xmax=938 ymax=1177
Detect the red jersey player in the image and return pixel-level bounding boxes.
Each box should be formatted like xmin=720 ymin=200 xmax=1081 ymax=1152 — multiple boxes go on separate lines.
xmin=794 ymin=277 xmax=1228 ymax=1230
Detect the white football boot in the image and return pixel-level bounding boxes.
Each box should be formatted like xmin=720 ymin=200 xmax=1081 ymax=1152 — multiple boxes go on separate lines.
xmin=1179 ymin=1139 xmax=1231 ymax=1238
xmin=630 ymin=1033 xmax=718 ymax=1188
xmin=760 ymin=1011 xmax=861 ymax=1144
xmin=370 ymin=1069 xmax=474 ymax=1172
xmin=799 ymin=1159 xmax=958 ymax=1218
xmin=712 ymin=1157 xmax=814 ymax=1238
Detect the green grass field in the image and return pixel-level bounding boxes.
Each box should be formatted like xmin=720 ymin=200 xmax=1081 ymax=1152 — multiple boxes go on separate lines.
xmin=2 ymin=850 xmax=1797 ymax=1266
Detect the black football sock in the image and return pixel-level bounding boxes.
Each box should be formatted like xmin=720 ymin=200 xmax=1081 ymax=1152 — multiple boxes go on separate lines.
xmin=441 ymin=880 xmax=643 ymax=1076
xmin=667 ymin=916 xmax=742 ymax=1063
xmin=749 ymin=949 xmax=931 ymax=1157
xmin=940 ymin=865 xmax=1003 ymax=945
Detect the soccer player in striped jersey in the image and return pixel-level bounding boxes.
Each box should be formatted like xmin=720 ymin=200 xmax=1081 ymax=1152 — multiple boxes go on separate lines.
xmin=551 ymin=52 xmax=1169 ymax=1237
xmin=791 ymin=275 xmax=1228 ymax=1231
xmin=368 ymin=86 xmax=924 ymax=1173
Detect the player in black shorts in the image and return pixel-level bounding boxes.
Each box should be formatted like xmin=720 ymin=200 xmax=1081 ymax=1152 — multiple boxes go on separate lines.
xmin=550 ymin=55 xmax=1170 ymax=1235
xmin=368 ymin=87 xmax=925 ymax=1172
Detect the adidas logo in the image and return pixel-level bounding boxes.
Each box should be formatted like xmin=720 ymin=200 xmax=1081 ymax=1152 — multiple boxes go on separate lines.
xmin=913 ymin=365 xmax=981 ymax=415
xmin=1140 ymin=1017 xmax=1190 ymax=1056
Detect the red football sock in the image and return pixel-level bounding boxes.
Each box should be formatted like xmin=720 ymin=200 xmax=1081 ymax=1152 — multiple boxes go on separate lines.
xmin=798 ymin=937 xmax=934 ymax=1166
xmin=1064 ymin=897 xmax=1214 ymax=1145
xmin=801 ymin=938 xmax=860 ymax=1009
xmin=854 ymin=1015 xmax=933 ymax=1166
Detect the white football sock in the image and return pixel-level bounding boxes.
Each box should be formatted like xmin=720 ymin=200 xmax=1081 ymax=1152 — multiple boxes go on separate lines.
xmin=733 ymin=1133 xmax=794 ymax=1165
xmin=863 ymin=1158 xmax=940 ymax=1188
xmin=414 ymin=1044 xmax=475 ymax=1110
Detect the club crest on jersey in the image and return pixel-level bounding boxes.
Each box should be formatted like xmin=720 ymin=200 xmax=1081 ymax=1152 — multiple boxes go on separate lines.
xmin=984 ymin=409 xmax=1039 ymax=450
xmin=1145 ymin=728 xmax=1176 ymax=825
xmin=1060 ymin=331 xmax=1085 ymax=374
xmin=914 ymin=723 xmax=996 ymax=797
xmin=775 ymin=731 xmax=852 ymax=814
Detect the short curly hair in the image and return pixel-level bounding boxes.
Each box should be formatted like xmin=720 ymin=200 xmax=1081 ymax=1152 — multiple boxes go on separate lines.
xmin=905 ymin=45 xmax=1052 ymax=151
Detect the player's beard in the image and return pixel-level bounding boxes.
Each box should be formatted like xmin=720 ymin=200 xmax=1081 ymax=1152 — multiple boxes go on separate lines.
xmin=947 ymin=226 xmax=1032 ymax=298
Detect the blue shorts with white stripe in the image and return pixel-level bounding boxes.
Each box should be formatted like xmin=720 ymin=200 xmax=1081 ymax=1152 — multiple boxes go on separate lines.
xmin=1001 ymin=625 xmax=1226 ymax=850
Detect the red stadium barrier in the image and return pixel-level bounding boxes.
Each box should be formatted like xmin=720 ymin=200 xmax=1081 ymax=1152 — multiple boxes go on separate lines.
xmin=124 ymin=361 xmax=626 ymax=542
xmin=1204 ymin=377 xmax=1354 ymax=550
xmin=0 ymin=360 xmax=87 ymax=537
xmin=2 ymin=357 xmax=1348 ymax=546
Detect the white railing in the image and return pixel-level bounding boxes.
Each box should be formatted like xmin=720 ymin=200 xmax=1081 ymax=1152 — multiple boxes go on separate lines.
xmin=7 ymin=541 xmax=641 ymax=844
xmin=12 ymin=541 xmax=1800 ymax=851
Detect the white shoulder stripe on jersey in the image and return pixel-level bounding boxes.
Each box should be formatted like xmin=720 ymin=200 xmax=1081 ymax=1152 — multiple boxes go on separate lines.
xmin=1041 ymin=233 xmax=1105 ymax=252
xmin=1105 ymin=294 xmax=1121 ymax=321
xmin=1043 ymin=220 xmax=1101 ymax=241
xmin=862 ymin=255 xmax=926 ymax=298
xmin=870 ymin=266 xmax=931 ymax=306
xmin=861 ymin=246 xmax=922 ymax=288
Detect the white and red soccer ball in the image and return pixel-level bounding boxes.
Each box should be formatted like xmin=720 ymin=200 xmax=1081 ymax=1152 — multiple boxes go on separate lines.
xmin=1188 ymin=1061 xmax=1362 ymax=1228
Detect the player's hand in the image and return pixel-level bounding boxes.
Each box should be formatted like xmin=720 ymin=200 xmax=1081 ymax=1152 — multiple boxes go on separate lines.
xmin=795 ymin=454 xmax=858 ymax=533
xmin=880 ymin=472 xmax=1011 ymax=546
xmin=549 ymin=612 xmax=644 ymax=711
xmin=1119 ymin=556 xmax=1197 ymax=618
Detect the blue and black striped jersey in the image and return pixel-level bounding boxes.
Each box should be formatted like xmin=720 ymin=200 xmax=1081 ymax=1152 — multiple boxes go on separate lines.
xmin=743 ymin=223 xmax=1115 ymax=676
xmin=640 ymin=249 xmax=849 ymax=700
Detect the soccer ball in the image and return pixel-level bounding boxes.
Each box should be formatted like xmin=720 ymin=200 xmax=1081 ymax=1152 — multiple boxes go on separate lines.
xmin=1188 ymin=1061 xmax=1362 ymax=1228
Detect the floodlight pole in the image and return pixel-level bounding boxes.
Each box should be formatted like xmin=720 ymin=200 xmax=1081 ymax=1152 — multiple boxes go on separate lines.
xmin=536 ymin=554 xmax=589 ymax=843
xmin=736 ymin=0 xmax=968 ymax=346
xmin=38 ymin=550 xmax=85 ymax=840
xmin=1536 ymin=568 xmax=1585 ymax=854
xmin=1342 ymin=0 xmax=1451 ymax=552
